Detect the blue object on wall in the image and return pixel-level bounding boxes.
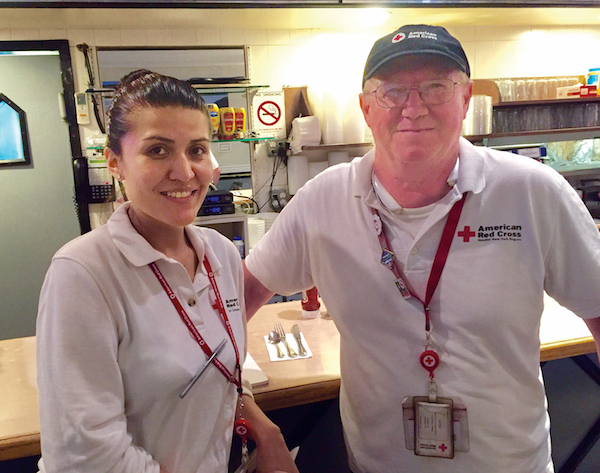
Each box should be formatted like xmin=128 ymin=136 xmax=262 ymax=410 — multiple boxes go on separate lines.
xmin=0 ymin=93 xmax=31 ymax=166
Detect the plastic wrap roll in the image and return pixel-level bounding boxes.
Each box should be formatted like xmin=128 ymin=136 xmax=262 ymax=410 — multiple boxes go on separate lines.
xmin=247 ymin=217 xmax=266 ymax=251
xmin=308 ymin=160 xmax=329 ymax=179
xmin=287 ymin=155 xmax=309 ymax=195
xmin=462 ymin=95 xmax=492 ymax=136
xmin=328 ymin=151 xmax=350 ymax=167
xmin=290 ymin=116 xmax=321 ymax=155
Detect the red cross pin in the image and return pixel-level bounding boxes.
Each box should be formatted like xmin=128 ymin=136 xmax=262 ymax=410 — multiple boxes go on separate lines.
xmin=420 ymin=349 xmax=440 ymax=376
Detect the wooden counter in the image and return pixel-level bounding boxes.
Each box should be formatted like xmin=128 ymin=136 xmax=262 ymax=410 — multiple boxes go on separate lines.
xmin=247 ymin=302 xmax=341 ymax=412
xmin=0 ymin=336 xmax=39 ymax=462
xmin=0 ymin=296 xmax=595 ymax=461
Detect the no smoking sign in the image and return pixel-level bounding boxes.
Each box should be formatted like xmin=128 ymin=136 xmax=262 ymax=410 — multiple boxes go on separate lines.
xmin=252 ymin=91 xmax=286 ymax=139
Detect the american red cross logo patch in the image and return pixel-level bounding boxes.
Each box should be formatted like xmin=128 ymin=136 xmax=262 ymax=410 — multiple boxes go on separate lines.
xmin=457 ymin=226 xmax=476 ymax=242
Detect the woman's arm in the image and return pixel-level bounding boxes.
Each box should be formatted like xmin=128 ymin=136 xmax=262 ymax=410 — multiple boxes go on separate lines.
xmin=37 ymin=258 xmax=160 ymax=473
xmin=238 ymin=395 xmax=300 ymax=473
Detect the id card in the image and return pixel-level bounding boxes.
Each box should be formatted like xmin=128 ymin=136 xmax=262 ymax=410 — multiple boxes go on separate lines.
xmin=414 ymin=396 xmax=454 ymax=459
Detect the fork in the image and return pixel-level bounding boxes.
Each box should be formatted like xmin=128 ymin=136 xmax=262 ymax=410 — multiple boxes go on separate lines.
xmin=276 ymin=323 xmax=297 ymax=358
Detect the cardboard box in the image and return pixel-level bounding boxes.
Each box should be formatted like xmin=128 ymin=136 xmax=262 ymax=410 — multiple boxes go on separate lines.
xmin=557 ymin=84 xmax=581 ymax=98
xmin=580 ymin=85 xmax=598 ymax=97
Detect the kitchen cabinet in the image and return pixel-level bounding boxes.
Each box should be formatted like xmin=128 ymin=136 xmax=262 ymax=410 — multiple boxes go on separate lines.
xmin=193 ymin=212 xmax=249 ymax=257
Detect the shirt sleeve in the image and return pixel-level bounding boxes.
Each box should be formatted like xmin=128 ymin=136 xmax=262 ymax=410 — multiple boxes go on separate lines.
xmin=543 ymin=177 xmax=600 ymax=318
xmin=36 ymin=257 xmax=160 ymax=473
xmin=245 ymin=186 xmax=315 ymax=296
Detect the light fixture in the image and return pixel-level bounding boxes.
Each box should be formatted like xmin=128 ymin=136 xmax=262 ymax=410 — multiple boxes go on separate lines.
xmin=360 ymin=8 xmax=391 ymax=27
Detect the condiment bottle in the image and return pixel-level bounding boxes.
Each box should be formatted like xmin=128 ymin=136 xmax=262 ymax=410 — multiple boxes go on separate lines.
xmin=301 ymin=287 xmax=321 ymax=319
xmin=219 ymin=107 xmax=235 ymax=140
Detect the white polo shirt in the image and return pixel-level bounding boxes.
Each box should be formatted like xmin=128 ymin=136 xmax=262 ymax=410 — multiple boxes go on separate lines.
xmin=37 ymin=203 xmax=246 ymax=473
xmin=246 ymin=138 xmax=600 ymax=473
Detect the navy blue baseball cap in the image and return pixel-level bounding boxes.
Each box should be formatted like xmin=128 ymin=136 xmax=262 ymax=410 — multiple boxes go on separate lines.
xmin=363 ymin=25 xmax=470 ymax=86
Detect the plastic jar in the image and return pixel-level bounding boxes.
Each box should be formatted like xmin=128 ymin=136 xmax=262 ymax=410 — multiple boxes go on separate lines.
xmin=233 ymin=236 xmax=244 ymax=259
xmin=587 ymin=68 xmax=600 ymax=86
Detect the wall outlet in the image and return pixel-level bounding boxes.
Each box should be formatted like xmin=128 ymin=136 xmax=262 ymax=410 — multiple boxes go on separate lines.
xmin=267 ymin=139 xmax=288 ymax=158
xmin=270 ymin=188 xmax=289 ymax=211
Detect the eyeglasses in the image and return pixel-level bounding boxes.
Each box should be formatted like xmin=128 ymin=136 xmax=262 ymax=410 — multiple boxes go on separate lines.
xmin=368 ymin=79 xmax=465 ymax=109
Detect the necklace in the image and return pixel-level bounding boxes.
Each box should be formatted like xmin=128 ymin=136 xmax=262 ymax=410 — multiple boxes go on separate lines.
xmin=181 ymin=247 xmax=198 ymax=277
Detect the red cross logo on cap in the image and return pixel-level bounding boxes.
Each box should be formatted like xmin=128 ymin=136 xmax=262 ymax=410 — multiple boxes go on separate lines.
xmin=392 ymin=33 xmax=405 ymax=43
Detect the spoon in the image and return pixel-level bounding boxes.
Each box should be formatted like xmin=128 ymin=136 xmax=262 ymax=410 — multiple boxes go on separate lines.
xmin=268 ymin=331 xmax=285 ymax=358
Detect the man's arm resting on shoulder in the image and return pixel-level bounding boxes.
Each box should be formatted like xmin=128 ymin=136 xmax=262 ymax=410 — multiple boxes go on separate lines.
xmin=243 ymin=261 xmax=275 ymax=320
xmin=584 ymin=317 xmax=600 ymax=355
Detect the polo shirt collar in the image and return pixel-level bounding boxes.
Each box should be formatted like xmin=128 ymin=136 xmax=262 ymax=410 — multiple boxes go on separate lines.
xmin=107 ymin=203 xmax=222 ymax=275
xmin=352 ymin=137 xmax=486 ymax=208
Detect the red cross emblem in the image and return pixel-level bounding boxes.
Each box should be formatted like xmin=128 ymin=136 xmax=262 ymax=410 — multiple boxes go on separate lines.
xmin=420 ymin=350 xmax=440 ymax=375
xmin=439 ymin=443 xmax=448 ymax=452
xmin=422 ymin=354 xmax=436 ymax=368
xmin=457 ymin=225 xmax=476 ymax=242
xmin=392 ymin=33 xmax=406 ymax=43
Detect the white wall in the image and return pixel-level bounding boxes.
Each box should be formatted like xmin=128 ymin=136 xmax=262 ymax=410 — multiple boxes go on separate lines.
xmin=3 ymin=23 xmax=600 ymax=137
xmin=3 ymin=21 xmax=600 ymax=208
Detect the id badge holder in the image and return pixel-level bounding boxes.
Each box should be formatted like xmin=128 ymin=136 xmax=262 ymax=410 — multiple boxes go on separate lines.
xmin=413 ymin=396 xmax=454 ymax=458
xmin=402 ymin=396 xmax=470 ymax=457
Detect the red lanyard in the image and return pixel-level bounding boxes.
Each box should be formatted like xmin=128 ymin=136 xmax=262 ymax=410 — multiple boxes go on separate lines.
xmin=373 ymin=193 xmax=467 ymax=331
xmin=149 ymin=258 xmax=242 ymax=389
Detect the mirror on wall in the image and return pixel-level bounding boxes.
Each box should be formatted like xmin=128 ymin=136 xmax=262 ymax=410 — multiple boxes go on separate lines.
xmin=96 ymin=46 xmax=248 ymax=86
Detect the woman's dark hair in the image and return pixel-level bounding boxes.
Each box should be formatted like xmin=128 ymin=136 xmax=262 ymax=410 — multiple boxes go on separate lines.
xmin=106 ymin=69 xmax=209 ymax=154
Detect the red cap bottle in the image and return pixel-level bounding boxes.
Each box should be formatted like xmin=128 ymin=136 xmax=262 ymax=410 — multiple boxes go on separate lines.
xmin=301 ymin=286 xmax=321 ymax=319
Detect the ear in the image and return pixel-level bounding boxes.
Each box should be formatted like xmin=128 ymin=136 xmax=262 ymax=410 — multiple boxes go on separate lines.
xmin=461 ymin=80 xmax=474 ymax=120
xmin=359 ymin=91 xmax=373 ymax=126
xmin=105 ymin=147 xmax=122 ymax=180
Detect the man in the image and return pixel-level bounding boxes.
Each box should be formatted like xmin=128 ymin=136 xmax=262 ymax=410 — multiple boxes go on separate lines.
xmin=244 ymin=25 xmax=600 ymax=472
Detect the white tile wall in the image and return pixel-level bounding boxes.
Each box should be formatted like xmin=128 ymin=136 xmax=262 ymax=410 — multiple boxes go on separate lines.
xmin=220 ymin=28 xmax=245 ymax=46
xmin=11 ymin=29 xmax=40 ymax=41
xmin=170 ymin=29 xmax=197 ymax=46
xmin=120 ymin=30 xmax=148 ymax=47
xmin=5 ymin=24 xmax=600 ymax=84
xmin=94 ymin=29 xmax=121 ymax=47
xmin=195 ymin=29 xmax=221 ymax=46
xmin=39 ymin=29 xmax=68 ymax=41
xmin=267 ymin=29 xmax=290 ymax=46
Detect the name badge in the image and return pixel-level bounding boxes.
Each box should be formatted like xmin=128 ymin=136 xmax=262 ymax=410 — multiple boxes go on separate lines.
xmin=402 ymin=396 xmax=470 ymax=458
xmin=414 ymin=397 xmax=454 ymax=458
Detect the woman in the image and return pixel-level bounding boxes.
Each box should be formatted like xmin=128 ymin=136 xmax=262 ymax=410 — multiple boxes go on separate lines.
xmin=36 ymin=70 xmax=298 ymax=473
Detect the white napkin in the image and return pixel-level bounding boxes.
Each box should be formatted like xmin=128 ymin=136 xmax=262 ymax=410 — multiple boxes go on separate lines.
xmin=242 ymin=352 xmax=268 ymax=387
xmin=263 ymin=332 xmax=312 ymax=361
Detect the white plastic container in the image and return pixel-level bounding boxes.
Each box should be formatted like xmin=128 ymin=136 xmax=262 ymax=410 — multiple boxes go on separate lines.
xmin=287 ymin=154 xmax=310 ymax=195
xmin=289 ymin=116 xmax=321 ymax=155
